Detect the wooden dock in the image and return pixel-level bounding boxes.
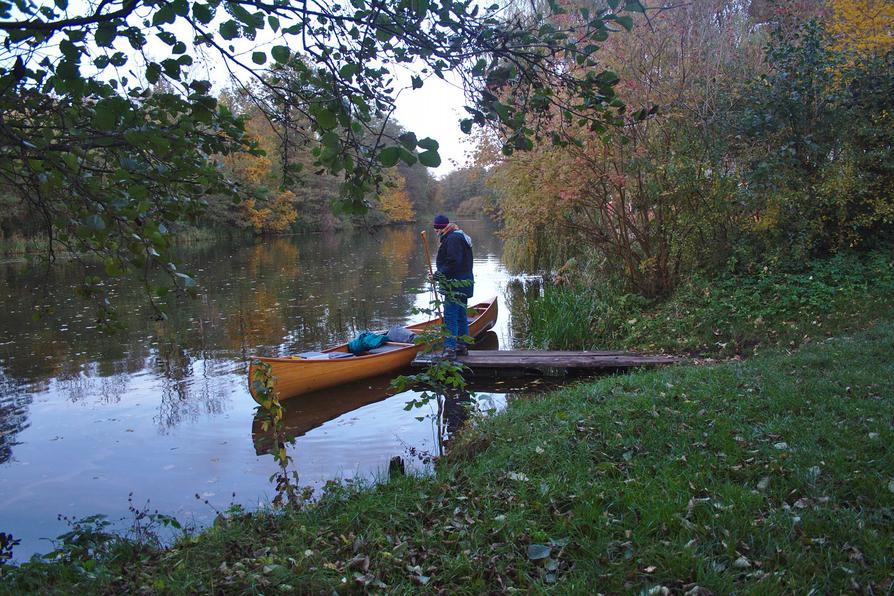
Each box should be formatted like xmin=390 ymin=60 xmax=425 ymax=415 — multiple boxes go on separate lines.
xmin=412 ymin=350 xmax=680 ymax=371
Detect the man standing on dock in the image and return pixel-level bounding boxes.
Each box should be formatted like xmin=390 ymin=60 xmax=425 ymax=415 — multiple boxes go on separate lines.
xmin=433 ymin=214 xmax=474 ymax=359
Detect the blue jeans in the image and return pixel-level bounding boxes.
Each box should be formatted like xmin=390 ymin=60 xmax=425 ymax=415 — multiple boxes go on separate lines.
xmin=443 ymin=294 xmax=469 ymax=350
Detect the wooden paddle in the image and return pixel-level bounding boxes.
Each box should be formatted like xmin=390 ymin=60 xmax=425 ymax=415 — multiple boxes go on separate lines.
xmin=420 ymin=230 xmax=443 ymax=320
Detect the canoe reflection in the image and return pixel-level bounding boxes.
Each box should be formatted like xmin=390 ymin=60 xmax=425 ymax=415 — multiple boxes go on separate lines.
xmin=251 ymin=340 xmax=548 ymax=456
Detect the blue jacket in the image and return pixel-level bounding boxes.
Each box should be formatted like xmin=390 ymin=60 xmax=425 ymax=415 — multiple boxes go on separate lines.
xmin=436 ymin=229 xmax=474 ymax=297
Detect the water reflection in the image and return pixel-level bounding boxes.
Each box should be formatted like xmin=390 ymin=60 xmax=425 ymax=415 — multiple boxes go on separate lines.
xmin=0 ymin=373 xmax=30 ymax=465
xmin=251 ymin=362 xmax=556 ymax=461
xmin=504 ymin=277 xmax=543 ymax=346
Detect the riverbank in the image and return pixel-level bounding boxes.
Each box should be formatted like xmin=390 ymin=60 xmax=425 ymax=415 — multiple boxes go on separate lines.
xmin=4 ymin=294 xmax=893 ymax=592
xmin=0 ymin=220 xmax=424 ymax=261
xmin=524 ymin=252 xmax=894 ymax=359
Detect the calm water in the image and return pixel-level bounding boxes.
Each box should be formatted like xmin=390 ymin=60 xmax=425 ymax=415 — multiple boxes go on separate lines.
xmin=0 ymin=220 xmax=545 ymax=560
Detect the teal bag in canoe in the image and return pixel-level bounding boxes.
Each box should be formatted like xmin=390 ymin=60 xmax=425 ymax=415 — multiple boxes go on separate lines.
xmin=347 ymin=331 xmax=388 ymax=355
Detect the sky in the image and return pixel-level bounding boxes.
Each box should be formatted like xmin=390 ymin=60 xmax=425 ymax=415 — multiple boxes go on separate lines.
xmin=390 ymin=69 xmax=474 ymax=177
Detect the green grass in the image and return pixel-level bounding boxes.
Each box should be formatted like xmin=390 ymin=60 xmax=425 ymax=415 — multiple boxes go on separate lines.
xmin=525 ymin=252 xmax=894 ymax=358
xmin=5 ymin=310 xmax=893 ymax=593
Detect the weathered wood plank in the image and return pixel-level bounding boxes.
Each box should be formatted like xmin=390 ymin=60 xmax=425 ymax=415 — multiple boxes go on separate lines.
xmin=412 ymin=350 xmax=680 ymax=370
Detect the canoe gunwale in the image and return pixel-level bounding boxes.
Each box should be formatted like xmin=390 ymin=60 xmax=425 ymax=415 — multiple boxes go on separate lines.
xmin=256 ymin=342 xmax=417 ymax=364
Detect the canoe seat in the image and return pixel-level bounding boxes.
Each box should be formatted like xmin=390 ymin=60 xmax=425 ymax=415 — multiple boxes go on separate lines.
xmin=366 ymin=342 xmax=412 ymax=354
xmin=292 ymin=351 xmax=355 ymax=360
xmin=292 ymin=351 xmax=327 ymax=359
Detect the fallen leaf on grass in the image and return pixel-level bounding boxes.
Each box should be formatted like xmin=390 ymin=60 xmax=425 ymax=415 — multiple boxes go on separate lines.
xmin=527 ymin=544 xmax=551 ymax=561
xmin=411 ymin=574 xmax=430 ymax=585
xmin=793 ymin=498 xmax=810 ymax=509
xmin=348 ymin=555 xmax=369 ymax=572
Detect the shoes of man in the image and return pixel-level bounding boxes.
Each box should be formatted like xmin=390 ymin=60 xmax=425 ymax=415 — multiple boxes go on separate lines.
xmin=431 ymin=347 xmax=457 ymax=362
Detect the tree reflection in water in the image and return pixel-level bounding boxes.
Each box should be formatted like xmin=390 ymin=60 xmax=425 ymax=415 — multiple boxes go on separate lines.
xmin=504 ymin=276 xmax=542 ymax=345
xmin=0 ymin=372 xmax=31 ymax=465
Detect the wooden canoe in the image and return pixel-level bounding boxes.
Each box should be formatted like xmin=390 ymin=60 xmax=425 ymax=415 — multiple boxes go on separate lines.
xmin=248 ymin=297 xmax=498 ymax=402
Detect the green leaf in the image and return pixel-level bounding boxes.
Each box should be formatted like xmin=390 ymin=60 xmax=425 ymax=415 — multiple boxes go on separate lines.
xmin=268 ymin=15 xmax=279 ymax=31
xmin=320 ymin=131 xmax=340 ymax=150
xmin=161 ymin=59 xmax=181 ymax=79
xmin=146 ymin=62 xmax=162 ymax=84
xmin=417 ymin=137 xmax=439 ymax=151
xmin=94 ymin=22 xmax=116 ymax=47
xmin=411 ymin=75 xmax=423 ymax=89
xmin=271 ymin=46 xmax=290 ymax=64
xmin=193 ymin=3 xmax=213 ymax=24
xmin=375 ymin=26 xmax=392 ymax=42
xmin=171 ymin=0 xmax=188 ymax=17
xmin=152 ymin=3 xmax=176 ymax=26
xmin=616 ymin=15 xmax=633 ymax=31
xmin=398 ymin=132 xmax=417 ymax=150
xmin=513 ymin=135 xmax=533 ymax=151
xmin=56 ymin=59 xmax=78 ymax=81
xmin=93 ymin=108 xmax=116 ymax=131
xmin=219 ymin=20 xmax=239 ymax=40
xmin=418 ymin=150 xmax=441 ymax=167
xmin=157 ymin=30 xmax=176 ymax=45
xmin=492 ymin=101 xmax=510 ymax=122
xmin=398 ymin=148 xmax=417 ymax=165
xmin=411 ymin=0 xmax=430 ymax=18
xmin=311 ymin=106 xmax=337 ymax=130
xmin=624 ymin=0 xmax=645 ymax=12
xmin=252 ymin=51 xmax=267 ymax=65
xmin=460 ymin=119 xmax=473 ymax=134
xmin=378 ymin=146 xmax=400 ymax=167
xmin=228 ymin=2 xmax=259 ymax=27
xmin=340 ymin=63 xmax=359 ymax=79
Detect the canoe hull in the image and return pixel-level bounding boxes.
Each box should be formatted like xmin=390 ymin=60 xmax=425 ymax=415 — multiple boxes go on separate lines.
xmin=249 ymin=298 xmax=498 ymax=402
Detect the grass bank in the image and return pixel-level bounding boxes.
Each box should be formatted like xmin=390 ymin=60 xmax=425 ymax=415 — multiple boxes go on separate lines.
xmin=525 ymin=252 xmax=894 ymax=358
xmin=4 ymin=307 xmax=893 ymax=592
xmin=0 ymin=227 xmax=229 ymax=260
xmin=0 ymin=234 xmax=55 ymax=259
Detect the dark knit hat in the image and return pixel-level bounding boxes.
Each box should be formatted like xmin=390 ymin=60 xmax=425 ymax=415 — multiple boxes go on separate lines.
xmin=433 ymin=214 xmax=449 ymax=229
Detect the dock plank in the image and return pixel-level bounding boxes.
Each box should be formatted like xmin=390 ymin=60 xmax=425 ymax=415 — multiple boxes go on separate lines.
xmin=412 ymin=350 xmax=680 ymax=370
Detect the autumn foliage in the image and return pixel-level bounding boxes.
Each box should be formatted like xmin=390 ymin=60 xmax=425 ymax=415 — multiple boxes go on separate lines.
xmin=486 ymin=0 xmax=894 ymax=296
xmin=829 ymin=0 xmax=894 ymax=55
xmin=375 ymin=172 xmax=416 ymax=224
